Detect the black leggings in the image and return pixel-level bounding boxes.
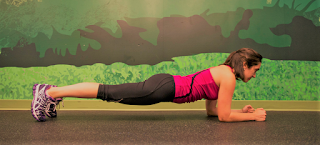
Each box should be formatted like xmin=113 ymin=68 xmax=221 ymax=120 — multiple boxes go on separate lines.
xmin=97 ymin=74 xmax=175 ymax=105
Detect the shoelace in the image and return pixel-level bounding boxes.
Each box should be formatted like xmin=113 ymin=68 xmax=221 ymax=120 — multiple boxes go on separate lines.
xmin=44 ymin=100 xmax=64 ymax=114
xmin=56 ymin=100 xmax=64 ymax=110
xmin=44 ymin=102 xmax=56 ymax=113
xmin=60 ymin=100 xmax=64 ymax=108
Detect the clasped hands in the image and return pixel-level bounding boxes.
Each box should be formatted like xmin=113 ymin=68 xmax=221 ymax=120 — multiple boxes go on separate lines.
xmin=241 ymin=105 xmax=255 ymax=113
xmin=242 ymin=105 xmax=267 ymax=121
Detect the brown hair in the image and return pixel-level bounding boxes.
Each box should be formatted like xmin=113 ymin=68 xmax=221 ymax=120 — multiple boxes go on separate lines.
xmin=221 ymin=48 xmax=263 ymax=80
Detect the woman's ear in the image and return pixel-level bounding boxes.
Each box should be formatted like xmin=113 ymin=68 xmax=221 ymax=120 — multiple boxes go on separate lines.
xmin=242 ymin=61 xmax=248 ymax=69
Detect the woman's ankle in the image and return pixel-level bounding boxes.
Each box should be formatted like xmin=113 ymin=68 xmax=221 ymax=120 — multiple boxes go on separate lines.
xmin=46 ymin=87 xmax=56 ymax=98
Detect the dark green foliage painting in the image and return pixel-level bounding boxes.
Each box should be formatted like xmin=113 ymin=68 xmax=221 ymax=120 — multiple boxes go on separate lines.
xmin=0 ymin=0 xmax=319 ymax=100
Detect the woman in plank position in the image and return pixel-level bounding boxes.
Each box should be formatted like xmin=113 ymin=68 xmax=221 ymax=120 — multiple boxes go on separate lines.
xmin=32 ymin=48 xmax=266 ymax=122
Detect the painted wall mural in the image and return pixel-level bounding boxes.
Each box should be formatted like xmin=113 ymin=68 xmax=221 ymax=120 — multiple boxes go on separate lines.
xmin=0 ymin=0 xmax=319 ymax=100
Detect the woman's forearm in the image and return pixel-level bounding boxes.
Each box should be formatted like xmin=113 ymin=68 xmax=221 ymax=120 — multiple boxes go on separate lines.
xmin=207 ymin=108 xmax=218 ymax=116
xmin=208 ymin=109 xmax=256 ymax=122
xmin=231 ymin=109 xmax=243 ymax=113
xmin=220 ymin=112 xmax=255 ymax=122
xmin=207 ymin=109 xmax=242 ymax=116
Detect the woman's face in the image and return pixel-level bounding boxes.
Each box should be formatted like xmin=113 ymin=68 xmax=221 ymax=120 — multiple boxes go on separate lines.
xmin=242 ymin=62 xmax=261 ymax=83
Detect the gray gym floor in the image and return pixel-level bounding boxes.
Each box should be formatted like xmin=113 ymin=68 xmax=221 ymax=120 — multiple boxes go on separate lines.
xmin=0 ymin=110 xmax=319 ymax=145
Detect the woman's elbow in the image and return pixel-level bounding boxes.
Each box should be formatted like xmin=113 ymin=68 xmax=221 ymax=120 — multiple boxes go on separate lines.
xmin=218 ymin=114 xmax=230 ymax=122
xmin=206 ymin=110 xmax=218 ymax=117
xmin=218 ymin=116 xmax=226 ymax=122
xmin=207 ymin=111 xmax=215 ymax=116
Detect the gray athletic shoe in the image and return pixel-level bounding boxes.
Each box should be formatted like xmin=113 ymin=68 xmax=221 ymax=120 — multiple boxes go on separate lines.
xmin=31 ymin=84 xmax=54 ymax=122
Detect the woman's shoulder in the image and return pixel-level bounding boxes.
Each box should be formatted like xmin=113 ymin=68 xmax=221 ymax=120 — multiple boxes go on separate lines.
xmin=209 ymin=65 xmax=234 ymax=75
xmin=209 ymin=65 xmax=236 ymax=87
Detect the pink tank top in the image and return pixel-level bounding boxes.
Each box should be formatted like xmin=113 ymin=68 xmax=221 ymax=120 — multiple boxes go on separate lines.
xmin=172 ymin=66 xmax=232 ymax=103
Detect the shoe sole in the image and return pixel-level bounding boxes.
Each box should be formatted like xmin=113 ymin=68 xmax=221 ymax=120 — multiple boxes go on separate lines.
xmin=31 ymin=84 xmax=46 ymax=122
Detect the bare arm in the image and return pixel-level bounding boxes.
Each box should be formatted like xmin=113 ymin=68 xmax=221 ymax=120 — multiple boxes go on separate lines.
xmin=216 ymin=73 xmax=256 ymax=122
xmin=206 ymin=68 xmax=266 ymax=122
xmin=206 ymin=100 xmax=247 ymax=116
xmin=206 ymin=99 xmax=218 ymax=116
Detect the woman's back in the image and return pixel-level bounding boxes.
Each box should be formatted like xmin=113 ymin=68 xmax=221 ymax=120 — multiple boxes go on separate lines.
xmin=172 ymin=65 xmax=234 ymax=103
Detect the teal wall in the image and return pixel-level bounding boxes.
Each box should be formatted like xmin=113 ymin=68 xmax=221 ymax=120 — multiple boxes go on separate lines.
xmin=0 ymin=0 xmax=319 ymax=100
